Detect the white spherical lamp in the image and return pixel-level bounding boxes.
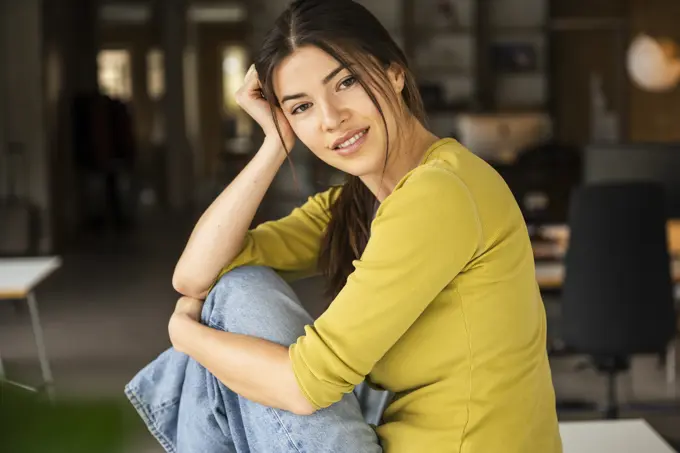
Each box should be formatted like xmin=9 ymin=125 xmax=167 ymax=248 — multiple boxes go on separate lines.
xmin=627 ymin=33 xmax=680 ymax=93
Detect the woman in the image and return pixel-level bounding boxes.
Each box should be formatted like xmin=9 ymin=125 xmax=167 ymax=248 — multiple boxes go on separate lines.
xmin=126 ymin=0 xmax=562 ymax=451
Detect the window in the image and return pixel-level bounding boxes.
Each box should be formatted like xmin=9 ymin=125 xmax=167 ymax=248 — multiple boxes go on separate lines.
xmin=147 ymin=49 xmax=165 ymax=100
xmin=97 ymin=49 xmax=132 ymax=100
xmin=221 ymin=45 xmax=252 ymax=141
xmin=222 ymin=45 xmax=247 ymax=114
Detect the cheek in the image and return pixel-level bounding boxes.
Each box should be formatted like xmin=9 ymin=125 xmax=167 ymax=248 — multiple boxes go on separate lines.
xmin=348 ymin=87 xmax=395 ymax=142
xmin=289 ymin=115 xmax=323 ymax=151
xmin=349 ymin=88 xmax=381 ymax=120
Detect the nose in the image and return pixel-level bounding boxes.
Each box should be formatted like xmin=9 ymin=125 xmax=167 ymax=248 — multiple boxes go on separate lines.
xmin=318 ymin=99 xmax=347 ymax=133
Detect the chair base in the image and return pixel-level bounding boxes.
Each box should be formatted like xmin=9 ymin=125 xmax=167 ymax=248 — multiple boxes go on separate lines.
xmin=557 ymin=355 xmax=629 ymax=419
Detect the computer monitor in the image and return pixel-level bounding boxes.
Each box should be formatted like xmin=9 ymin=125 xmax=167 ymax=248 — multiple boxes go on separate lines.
xmin=584 ymin=142 xmax=680 ymax=218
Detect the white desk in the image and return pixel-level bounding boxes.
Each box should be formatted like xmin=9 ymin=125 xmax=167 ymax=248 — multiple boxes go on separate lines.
xmin=0 ymin=257 xmax=62 ymax=298
xmin=560 ymin=419 xmax=676 ymax=453
xmin=0 ymin=256 xmax=62 ymax=400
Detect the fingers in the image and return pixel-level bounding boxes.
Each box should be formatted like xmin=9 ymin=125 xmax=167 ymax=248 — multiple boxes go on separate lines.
xmin=174 ymin=296 xmax=203 ymax=320
xmin=244 ymin=64 xmax=261 ymax=89
xmin=236 ymin=64 xmax=265 ymax=105
xmin=243 ymin=64 xmax=256 ymax=84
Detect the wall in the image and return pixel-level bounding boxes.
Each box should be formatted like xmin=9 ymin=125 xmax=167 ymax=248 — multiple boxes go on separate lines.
xmin=551 ymin=30 xmax=624 ymax=144
xmin=0 ymin=1 xmax=5 ymax=200
xmin=1 ymin=0 xmax=49 ymax=251
xmin=628 ymin=0 xmax=680 ymax=142
xmin=549 ymin=0 xmax=627 ymax=144
xmin=42 ymin=0 xmax=99 ymax=250
xmin=0 ymin=0 xmax=100 ymax=252
xmin=43 ymin=0 xmax=71 ymax=250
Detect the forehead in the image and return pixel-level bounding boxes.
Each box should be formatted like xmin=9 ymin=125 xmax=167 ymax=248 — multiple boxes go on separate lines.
xmin=272 ymin=45 xmax=341 ymax=97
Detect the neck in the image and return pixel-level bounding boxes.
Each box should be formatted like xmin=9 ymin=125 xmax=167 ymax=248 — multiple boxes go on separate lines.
xmin=361 ymin=116 xmax=439 ymax=202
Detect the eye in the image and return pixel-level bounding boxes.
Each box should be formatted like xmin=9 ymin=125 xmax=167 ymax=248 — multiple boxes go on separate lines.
xmin=338 ymin=75 xmax=357 ymax=90
xmin=291 ymin=103 xmax=311 ymax=115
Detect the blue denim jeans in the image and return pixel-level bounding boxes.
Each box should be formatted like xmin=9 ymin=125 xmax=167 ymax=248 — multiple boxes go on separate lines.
xmin=125 ymin=266 xmax=383 ymax=453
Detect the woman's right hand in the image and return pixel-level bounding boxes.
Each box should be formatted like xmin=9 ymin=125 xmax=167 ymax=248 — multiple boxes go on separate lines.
xmin=235 ymin=64 xmax=295 ymax=150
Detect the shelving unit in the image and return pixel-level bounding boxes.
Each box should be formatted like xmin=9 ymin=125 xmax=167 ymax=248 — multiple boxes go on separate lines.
xmin=399 ymin=0 xmax=550 ymax=114
xmin=357 ymin=0 xmax=552 ymax=143
xmin=487 ymin=0 xmax=549 ymax=110
xmin=402 ymin=0 xmax=480 ymax=113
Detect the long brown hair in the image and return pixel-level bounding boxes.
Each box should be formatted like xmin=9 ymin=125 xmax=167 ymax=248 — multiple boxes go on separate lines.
xmin=255 ymin=0 xmax=427 ymax=299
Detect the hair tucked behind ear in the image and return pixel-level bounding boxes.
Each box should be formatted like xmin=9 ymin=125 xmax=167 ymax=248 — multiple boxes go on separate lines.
xmin=256 ymin=0 xmax=426 ymax=300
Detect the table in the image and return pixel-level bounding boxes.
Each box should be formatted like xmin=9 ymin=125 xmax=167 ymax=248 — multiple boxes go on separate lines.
xmin=534 ymin=220 xmax=680 ymax=256
xmin=0 ymin=256 xmax=62 ymax=400
xmin=535 ymin=258 xmax=680 ymax=290
xmin=559 ymin=419 xmax=677 ymax=453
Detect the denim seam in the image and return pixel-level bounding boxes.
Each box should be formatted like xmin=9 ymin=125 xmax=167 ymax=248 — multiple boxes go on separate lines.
xmin=208 ymin=319 xmax=226 ymax=331
xmin=210 ymin=289 xmax=304 ymax=452
xmin=268 ymin=407 xmax=304 ymax=453
xmin=147 ymin=397 xmax=181 ymax=416
xmin=125 ymin=386 xmax=177 ymax=453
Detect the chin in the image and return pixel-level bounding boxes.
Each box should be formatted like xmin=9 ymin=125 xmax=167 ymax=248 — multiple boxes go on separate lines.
xmin=329 ymin=152 xmax=384 ymax=178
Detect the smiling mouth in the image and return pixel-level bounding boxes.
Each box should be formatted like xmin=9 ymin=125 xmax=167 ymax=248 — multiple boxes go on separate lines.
xmin=333 ymin=128 xmax=369 ymax=150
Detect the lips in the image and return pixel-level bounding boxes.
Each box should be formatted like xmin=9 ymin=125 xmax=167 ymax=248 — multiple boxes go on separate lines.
xmin=330 ymin=127 xmax=370 ymax=150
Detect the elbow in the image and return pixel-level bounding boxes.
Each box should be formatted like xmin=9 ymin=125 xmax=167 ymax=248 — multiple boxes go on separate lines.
xmin=290 ymin=398 xmax=317 ymax=416
xmin=287 ymin=377 xmax=318 ymax=416
xmin=172 ymin=272 xmax=209 ymax=300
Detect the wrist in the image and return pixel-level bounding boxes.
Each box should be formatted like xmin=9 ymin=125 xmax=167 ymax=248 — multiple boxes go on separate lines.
xmin=259 ymin=136 xmax=290 ymax=164
xmin=262 ymin=135 xmax=288 ymax=153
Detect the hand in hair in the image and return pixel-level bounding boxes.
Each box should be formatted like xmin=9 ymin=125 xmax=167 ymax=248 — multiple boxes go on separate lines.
xmin=235 ymin=64 xmax=295 ymax=150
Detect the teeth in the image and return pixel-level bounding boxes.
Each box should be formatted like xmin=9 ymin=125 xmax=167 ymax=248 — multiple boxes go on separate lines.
xmin=337 ymin=130 xmax=366 ymax=149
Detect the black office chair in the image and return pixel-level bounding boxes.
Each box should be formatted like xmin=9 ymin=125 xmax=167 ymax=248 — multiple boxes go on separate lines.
xmin=561 ymin=182 xmax=677 ymax=419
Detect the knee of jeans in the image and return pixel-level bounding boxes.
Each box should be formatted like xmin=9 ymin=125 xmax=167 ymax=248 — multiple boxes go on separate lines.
xmin=201 ymin=266 xmax=313 ymax=346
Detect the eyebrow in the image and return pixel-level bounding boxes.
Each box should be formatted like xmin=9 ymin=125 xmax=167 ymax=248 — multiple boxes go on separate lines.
xmin=280 ymin=64 xmax=347 ymax=104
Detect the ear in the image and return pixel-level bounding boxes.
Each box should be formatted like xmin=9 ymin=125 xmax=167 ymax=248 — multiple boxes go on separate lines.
xmin=386 ymin=64 xmax=405 ymax=95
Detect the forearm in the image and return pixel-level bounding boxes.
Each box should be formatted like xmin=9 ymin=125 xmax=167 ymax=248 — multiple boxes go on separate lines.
xmin=171 ymin=315 xmax=315 ymax=415
xmin=173 ymin=137 xmax=288 ymax=298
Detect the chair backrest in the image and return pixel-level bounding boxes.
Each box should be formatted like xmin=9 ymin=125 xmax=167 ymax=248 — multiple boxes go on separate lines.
xmin=562 ymin=182 xmax=676 ymax=355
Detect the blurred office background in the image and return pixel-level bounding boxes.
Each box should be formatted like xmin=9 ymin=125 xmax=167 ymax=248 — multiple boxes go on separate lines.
xmin=1 ymin=0 xmax=680 ymax=451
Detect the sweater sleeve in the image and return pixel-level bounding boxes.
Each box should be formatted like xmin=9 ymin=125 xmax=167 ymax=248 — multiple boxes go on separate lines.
xmin=289 ymin=166 xmax=483 ymax=409
xmin=214 ymin=186 xmax=340 ymax=284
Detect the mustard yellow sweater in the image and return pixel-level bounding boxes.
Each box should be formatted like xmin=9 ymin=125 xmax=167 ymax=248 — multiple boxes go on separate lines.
xmin=218 ymin=138 xmax=562 ymax=452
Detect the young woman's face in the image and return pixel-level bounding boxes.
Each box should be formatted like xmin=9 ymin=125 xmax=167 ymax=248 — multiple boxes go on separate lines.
xmin=272 ymin=45 xmax=404 ymax=178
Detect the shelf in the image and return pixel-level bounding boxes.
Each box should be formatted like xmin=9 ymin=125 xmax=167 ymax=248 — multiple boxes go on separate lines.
xmin=408 ymin=25 xmax=473 ymax=35
xmin=489 ymin=105 xmax=549 ymax=113
xmin=426 ymin=107 xmax=477 ymax=115
xmin=415 ymin=66 xmax=473 ymax=76
xmin=401 ymin=0 xmax=550 ymax=114
xmin=491 ymin=26 xmax=547 ymax=35
xmin=494 ymin=71 xmax=546 ymax=77
xmin=549 ymin=17 xmax=624 ymax=31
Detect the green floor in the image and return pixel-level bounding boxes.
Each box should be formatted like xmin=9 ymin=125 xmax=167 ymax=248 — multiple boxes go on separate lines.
xmin=0 ymin=383 xmax=143 ymax=453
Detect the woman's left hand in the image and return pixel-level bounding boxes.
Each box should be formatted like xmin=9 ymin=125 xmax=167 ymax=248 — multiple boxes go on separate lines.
xmin=173 ymin=296 xmax=204 ymax=322
xmin=169 ymin=296 xmax=204 ymax=350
